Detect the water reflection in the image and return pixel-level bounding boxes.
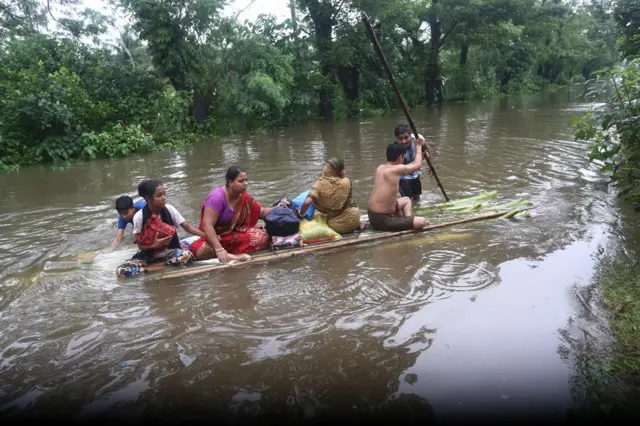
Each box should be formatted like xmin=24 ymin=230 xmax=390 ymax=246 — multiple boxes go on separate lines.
xmin=0 ymin=89 xmax=627 ymax=421
xmin=27 ymin=262 xmax=440 ymax=422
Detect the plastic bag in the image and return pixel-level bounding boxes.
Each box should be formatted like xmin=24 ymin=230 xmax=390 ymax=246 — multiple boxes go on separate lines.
xmin=292 ymin=190 xmax=316 ymax=220
xmin=299 ymin=213 xmax=341 ymax=244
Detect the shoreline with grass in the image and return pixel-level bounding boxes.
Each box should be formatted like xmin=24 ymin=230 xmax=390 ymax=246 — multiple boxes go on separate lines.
xmin=569 ymin=244 xmax=640 ymax=420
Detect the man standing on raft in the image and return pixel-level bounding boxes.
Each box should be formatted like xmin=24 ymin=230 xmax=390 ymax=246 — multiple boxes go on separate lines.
xmin=367 ymin=137 xmax=430 ymax=232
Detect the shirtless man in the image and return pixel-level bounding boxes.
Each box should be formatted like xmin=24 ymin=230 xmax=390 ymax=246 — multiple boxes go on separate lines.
xmin=367 ymin=138 xmax=430 ymax=232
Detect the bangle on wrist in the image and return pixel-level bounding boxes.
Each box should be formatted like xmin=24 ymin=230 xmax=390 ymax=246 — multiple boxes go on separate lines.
xmin=215 ymin=248 xmax=225 ymax=252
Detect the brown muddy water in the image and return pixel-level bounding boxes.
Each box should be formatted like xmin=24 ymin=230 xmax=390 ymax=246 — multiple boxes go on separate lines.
xmin=0 ymin=90 xmax=629 ymax=422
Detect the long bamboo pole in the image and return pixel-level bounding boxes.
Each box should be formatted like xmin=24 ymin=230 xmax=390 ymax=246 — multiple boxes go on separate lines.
xmin=361 ymin=13 xmax=450 ymax=202
xmin=153 ymin=208 xmax=530 ymax=281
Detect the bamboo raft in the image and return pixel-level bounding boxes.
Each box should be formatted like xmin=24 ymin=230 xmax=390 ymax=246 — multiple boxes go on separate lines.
xmin=43 ymin=191 xmax=535 ymax=281
xmin=152 ymin=208 xmax=528 ymax=281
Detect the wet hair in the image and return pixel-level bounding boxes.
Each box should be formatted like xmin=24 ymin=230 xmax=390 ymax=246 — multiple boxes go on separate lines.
xmin=386 ymin=142 xmax=407 ymax=162
xmin=225 ymin=166 xmax=247 ymax=187
xmin=394 ymin=123 xmax=411 ymax=137
xmin=137 ymin=180 xmax=163 ymax=200
xmin=326 ymin=158 xmax=345 ymax=174
xmin=115 ymin=195 xmax=134 ymax=213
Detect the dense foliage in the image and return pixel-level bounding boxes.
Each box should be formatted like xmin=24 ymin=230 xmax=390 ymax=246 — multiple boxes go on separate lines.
xmin=573 ymin=0 xmax=640 ymax=203
xmin=0 ymin=0 xmax=621 ymax=170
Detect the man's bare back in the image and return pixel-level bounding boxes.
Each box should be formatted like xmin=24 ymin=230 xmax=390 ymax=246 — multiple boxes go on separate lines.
xmin=366 ymin=140 xmax=430 ymax=232
xmin=368 ymin=164 xmax=404 ymax=214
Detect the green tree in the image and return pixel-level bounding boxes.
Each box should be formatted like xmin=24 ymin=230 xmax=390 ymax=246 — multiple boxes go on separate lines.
xmin=615 ymin=0 xmax=640 ymax=58
xmin=0 ymin=0 xmax=48 ymax=39
xmin=118 ymin=0 xmax=225 ymax=121
xmin=0 ymin=0 xmax=624 ymax=170
xmin=296 ymin=0 xmax=348 ymax=120
xmin=573 ymin=0 xmax=639 ymax=204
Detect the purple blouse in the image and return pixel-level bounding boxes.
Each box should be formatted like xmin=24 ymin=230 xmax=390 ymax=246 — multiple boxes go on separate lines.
xmin=203 ymin=186 xmax=235 ymax=226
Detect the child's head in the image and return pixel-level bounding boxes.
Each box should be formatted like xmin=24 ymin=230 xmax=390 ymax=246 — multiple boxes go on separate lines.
xmin=115 ymin=195 xmax=136 ymax=221
xmin=386 ymin=142 xmax=407 ymax=164
xmin=138 ymin=180 xmax=166 ymax=210
xmin=394 ymin=123 xmax=412 ymax=145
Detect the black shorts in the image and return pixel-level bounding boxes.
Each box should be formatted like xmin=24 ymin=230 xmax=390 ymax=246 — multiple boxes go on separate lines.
xmin=367 ymin=208 xmax=414 ymax=232
xmin=399 ymin=177 xmax=422 ymax=199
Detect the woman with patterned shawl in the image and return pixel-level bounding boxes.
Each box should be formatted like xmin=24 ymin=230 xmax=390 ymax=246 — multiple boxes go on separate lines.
xmin=297 ymin=158 xmax=364 ymax=234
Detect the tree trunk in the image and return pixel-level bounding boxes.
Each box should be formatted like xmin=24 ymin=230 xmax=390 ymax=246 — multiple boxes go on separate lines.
xmin=318 ymin=28 xmax=334 ymax=121
xmin=167 ymin=75 xmax=186 ymax=92
xmin=338 ymin=66 xmax=361 ymax=117
xmin=304 ymin=0 xmax=337 ymax=121
xmin=167 ymin=63 xmax=209 ymax=121
xmin=426 ymin=50 xmax=443 ymax=107
xmin=319 ymin=85 xmax=334 ymax=121
xmin=457 ymin=43 xmax=471 ymax=98
xmin=426 ymin=1 xmax=443 ymax=106
xmin=459 ymin=43 xmax=469 ymax=66
xmin=317 ymin=25 xmax=335 ymax=120
xmin=191 ymin=90 xmax=210 ymax=123
xmin=290 ymin=0 xmax=298 ymax=31
xmin=500 ymin=72 xmax=512 ymax=88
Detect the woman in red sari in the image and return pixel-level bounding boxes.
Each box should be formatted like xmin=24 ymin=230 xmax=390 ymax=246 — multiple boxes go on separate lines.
xmin=189 ymin=166 xmax=289 ymax=263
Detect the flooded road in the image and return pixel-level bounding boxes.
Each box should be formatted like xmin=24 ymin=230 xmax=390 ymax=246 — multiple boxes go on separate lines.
xmin=0 ymin=89 xmax=625 ymax=421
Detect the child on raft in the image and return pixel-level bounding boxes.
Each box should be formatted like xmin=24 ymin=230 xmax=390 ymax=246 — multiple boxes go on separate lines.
xmin=116 ymin=180 xmax=205 ymax=278
xmin=112 ymin=195 xmax=147 ymax=248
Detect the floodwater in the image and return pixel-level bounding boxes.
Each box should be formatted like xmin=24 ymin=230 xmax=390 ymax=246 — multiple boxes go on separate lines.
xmin=0 ymin=89 xmax=628 ymax=422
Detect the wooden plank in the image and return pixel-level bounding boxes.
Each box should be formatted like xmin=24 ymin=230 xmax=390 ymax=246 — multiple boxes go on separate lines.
xmin=153 ymin=208 xmax=530 ymax=281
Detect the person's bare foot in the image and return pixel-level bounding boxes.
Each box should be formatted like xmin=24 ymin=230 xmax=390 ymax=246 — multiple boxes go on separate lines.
xmin=228 ymin=253 xmax=251 ymax=262
xmin=413 ymin=217 xmax=430 ymax=228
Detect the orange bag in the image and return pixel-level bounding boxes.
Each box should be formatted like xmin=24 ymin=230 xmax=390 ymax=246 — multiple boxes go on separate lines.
xmin=136 ymin=213 xmax=176 ymax=246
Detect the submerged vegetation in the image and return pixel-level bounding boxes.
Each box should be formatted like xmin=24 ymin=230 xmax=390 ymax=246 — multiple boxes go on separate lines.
xmin=413 ymin=190 xmax=534 ymax=218
xmin=0 ymin=0 xmax=620 ymax=170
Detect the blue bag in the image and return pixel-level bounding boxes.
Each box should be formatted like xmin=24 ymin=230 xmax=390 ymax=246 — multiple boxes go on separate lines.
xmin=292 ymin=190 xmax=315 ymax=220
xmin=265 ymin=206 xmax=301 ymax=237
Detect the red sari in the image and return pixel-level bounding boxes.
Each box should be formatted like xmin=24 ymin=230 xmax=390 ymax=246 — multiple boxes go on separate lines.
xmin=190 ymin=192 xmax=269 ymax=257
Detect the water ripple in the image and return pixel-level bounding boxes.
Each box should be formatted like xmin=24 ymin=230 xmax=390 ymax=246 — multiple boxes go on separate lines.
xmin=0 ymin=95 xmax=622 ymax=418
xmin=414 ymin=250 xmax=500 ymax=292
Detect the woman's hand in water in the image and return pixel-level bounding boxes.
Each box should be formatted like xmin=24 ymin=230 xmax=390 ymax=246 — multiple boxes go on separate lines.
xmin=216 ymin=248 xmax=231 ymax=263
